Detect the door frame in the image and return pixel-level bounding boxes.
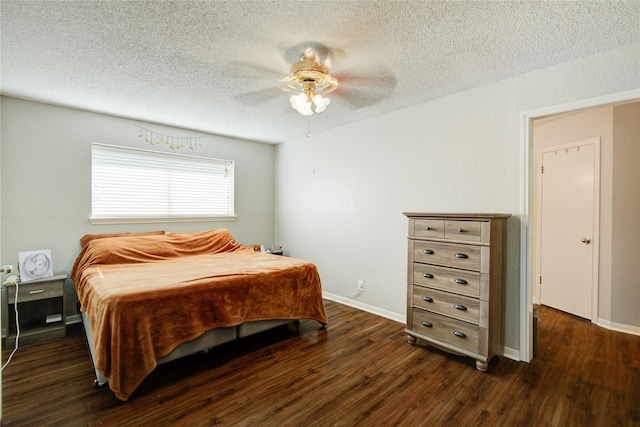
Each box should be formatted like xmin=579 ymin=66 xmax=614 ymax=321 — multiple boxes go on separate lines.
xmin=535 ymin=138 xmax=600 ymax=322
xmin=519 ymin=88 xmax=639 ymax=363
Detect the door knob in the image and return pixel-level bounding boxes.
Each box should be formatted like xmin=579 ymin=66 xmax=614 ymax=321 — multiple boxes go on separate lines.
xmin=581 ymin=238 xmax=591 ymax=244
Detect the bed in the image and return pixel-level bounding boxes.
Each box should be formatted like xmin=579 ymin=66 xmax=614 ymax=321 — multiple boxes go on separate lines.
xmin=71 ymin=229 xmax=328 ymax=401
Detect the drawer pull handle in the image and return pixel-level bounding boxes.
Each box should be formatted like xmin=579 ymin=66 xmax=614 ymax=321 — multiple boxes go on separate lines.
xmin=29 ymin=289 xmax=45 ymax=295
xmin=453 ymin=331 xmax=467 ymax=338
xmin=422 ymin=273 xmax=434 ymax=279
xmin=421 ymin=321 xmax=433 ymax=328
xmin=454 ymin=278 xmax=468 ymax=285
xmin=455 ymin=253 xmax=468 ymax=259
xmin=454 ymin=304 xmax=468 ymax=311
xmin=458 ymin=228 xmax=465 ymax=233
xmin=422 ymin=296 xmax=433 ymax=303
xmin=425 ymin=226 xmax=432 ymax=230
xmin=423 ymin=249 xmax=434 ymax=255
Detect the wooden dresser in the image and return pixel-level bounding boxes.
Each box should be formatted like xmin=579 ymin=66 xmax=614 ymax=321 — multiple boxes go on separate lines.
xmin=403 ymin=213 xmax=510 ymax=371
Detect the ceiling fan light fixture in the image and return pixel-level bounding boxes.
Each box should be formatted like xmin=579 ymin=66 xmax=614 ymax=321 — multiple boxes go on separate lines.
xmin=282 ymin=49 xmax=338 ymax=116
xmin=312 ymin=94 xmax=330 ymax=113
xmin=290 ymin=93 xmax=313 ymax=116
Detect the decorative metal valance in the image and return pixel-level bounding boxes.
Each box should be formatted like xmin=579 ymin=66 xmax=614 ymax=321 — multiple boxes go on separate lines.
xmin=136 ymin=125 xmax=204 ymax=150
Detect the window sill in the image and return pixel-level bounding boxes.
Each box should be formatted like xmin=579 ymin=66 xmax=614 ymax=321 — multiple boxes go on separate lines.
xmin=89 ymin=216 xmax=238 ymax=225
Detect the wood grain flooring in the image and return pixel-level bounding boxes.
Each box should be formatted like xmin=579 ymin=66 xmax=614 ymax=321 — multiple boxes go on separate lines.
xmin=2 ymin=300 xmax=639 ymax=426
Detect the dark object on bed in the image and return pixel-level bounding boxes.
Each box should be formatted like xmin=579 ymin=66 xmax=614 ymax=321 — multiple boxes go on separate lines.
xmin=71 ymin=229 xmax=327 ymax=400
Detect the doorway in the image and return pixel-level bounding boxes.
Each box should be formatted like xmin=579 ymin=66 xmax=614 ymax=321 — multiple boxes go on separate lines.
xmin=519 ymin=89 xmax=640 ymax=363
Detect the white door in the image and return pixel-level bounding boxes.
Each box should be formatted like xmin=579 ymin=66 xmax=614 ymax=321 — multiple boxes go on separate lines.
xmin=538 ymin=138 xmax=599 ymax=320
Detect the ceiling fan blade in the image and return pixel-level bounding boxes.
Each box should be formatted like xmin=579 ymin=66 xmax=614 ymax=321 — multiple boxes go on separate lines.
xmin=337 ymin=65 xmax=397 ymax=88
xmin=234 ymin=86 xmax=282 ymax=106
xmin=332 ymin=86 xmax=393 ymax=110
xmin=283 ymin=42 xmax=348 ymax=70
xmin=225 ymin=60 xmax=285 ymax=80
xmin=333 ymin=67 xmax=397 ymax=109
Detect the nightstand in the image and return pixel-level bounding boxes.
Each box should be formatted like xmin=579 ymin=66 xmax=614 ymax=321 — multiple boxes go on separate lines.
xmin=3 ymin=273 xmax=67 ymax=348
xmin=266 ymin=245 xmax=284 ymax=256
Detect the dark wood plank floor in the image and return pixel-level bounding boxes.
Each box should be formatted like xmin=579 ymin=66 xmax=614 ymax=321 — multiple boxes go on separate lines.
xmin=2 ymin=300 xmax=639 ymax=426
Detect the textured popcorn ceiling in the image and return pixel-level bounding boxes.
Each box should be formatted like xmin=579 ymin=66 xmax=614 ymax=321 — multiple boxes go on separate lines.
xmin=1 ymin=1 xmax=639 ymax=143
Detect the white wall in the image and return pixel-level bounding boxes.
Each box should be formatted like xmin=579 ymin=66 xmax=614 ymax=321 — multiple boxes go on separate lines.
xmin=0 ymin=97 xmax=276 ymax=317
xmin=611 ymin=102 xmax=640 ymax=327
xmin=274 ymin=43 xmax=640 ymax=353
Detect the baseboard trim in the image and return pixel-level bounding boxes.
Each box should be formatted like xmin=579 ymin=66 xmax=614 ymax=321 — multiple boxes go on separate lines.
xmin=597 ymin=318 xmax=640 ymax=336
xmin=322 ymin=292 xmax=405 ymax=324
xmin=503 ymin=346 xmax=520 ymax=361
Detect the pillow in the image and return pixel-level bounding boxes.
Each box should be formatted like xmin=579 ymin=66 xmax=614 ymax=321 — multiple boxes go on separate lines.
xmin=79 ymin=232 xmax=130 ymax=248
xmin=79 ymin=231 xmax=165 ymax=248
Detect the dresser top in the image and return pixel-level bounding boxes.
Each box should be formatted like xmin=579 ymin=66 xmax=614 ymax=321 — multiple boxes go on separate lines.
xmin=403 ymin=212 xmax=511 ymax=219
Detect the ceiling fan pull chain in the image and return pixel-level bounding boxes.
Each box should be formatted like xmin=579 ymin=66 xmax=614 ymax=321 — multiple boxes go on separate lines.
xmin=307 ymin=116 xmax=312 ymax=137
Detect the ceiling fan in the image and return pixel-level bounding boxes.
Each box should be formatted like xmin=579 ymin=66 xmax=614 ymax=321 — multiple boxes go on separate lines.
xmin=229 ymin=43 xmax=397 ymax=116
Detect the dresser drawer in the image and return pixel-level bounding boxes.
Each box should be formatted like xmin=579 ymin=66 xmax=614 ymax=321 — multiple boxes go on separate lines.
xmin=413 ymin=240 xmax=481 ymax=271
xmin=412 ymin=219 xmax=444 ymax=238
xmin=444 ymin=220 xmax=483 ymax=242
xmin=412 ymin=263 xmax=481 ymax=298
xmin=413 ymin=286 xmax=480 ymax=324
xmin=7 ymin=281 xmax=64 ymax=303
xmin=412 ymin=308 xmax=479 ymax=354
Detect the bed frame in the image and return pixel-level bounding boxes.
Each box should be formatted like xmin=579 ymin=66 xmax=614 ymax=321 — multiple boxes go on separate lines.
xmin=82 ymin=312 xmax=296 ymax=388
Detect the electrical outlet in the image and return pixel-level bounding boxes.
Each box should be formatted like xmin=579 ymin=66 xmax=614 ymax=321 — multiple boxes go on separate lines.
xmin=357 ymin=280 xmax=364 ymax=292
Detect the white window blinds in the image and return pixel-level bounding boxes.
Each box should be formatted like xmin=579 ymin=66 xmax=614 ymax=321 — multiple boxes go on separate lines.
xmin=91 ymin=143 xmax=234 ymax=223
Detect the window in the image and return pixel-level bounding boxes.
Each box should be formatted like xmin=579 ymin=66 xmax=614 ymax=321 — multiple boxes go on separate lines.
xmin=91 ymin=143 xmax=234 ymax=224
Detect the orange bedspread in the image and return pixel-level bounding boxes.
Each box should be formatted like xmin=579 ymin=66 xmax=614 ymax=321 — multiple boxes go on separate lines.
xmin=71 ymin=229 xmax=327 ymax=400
